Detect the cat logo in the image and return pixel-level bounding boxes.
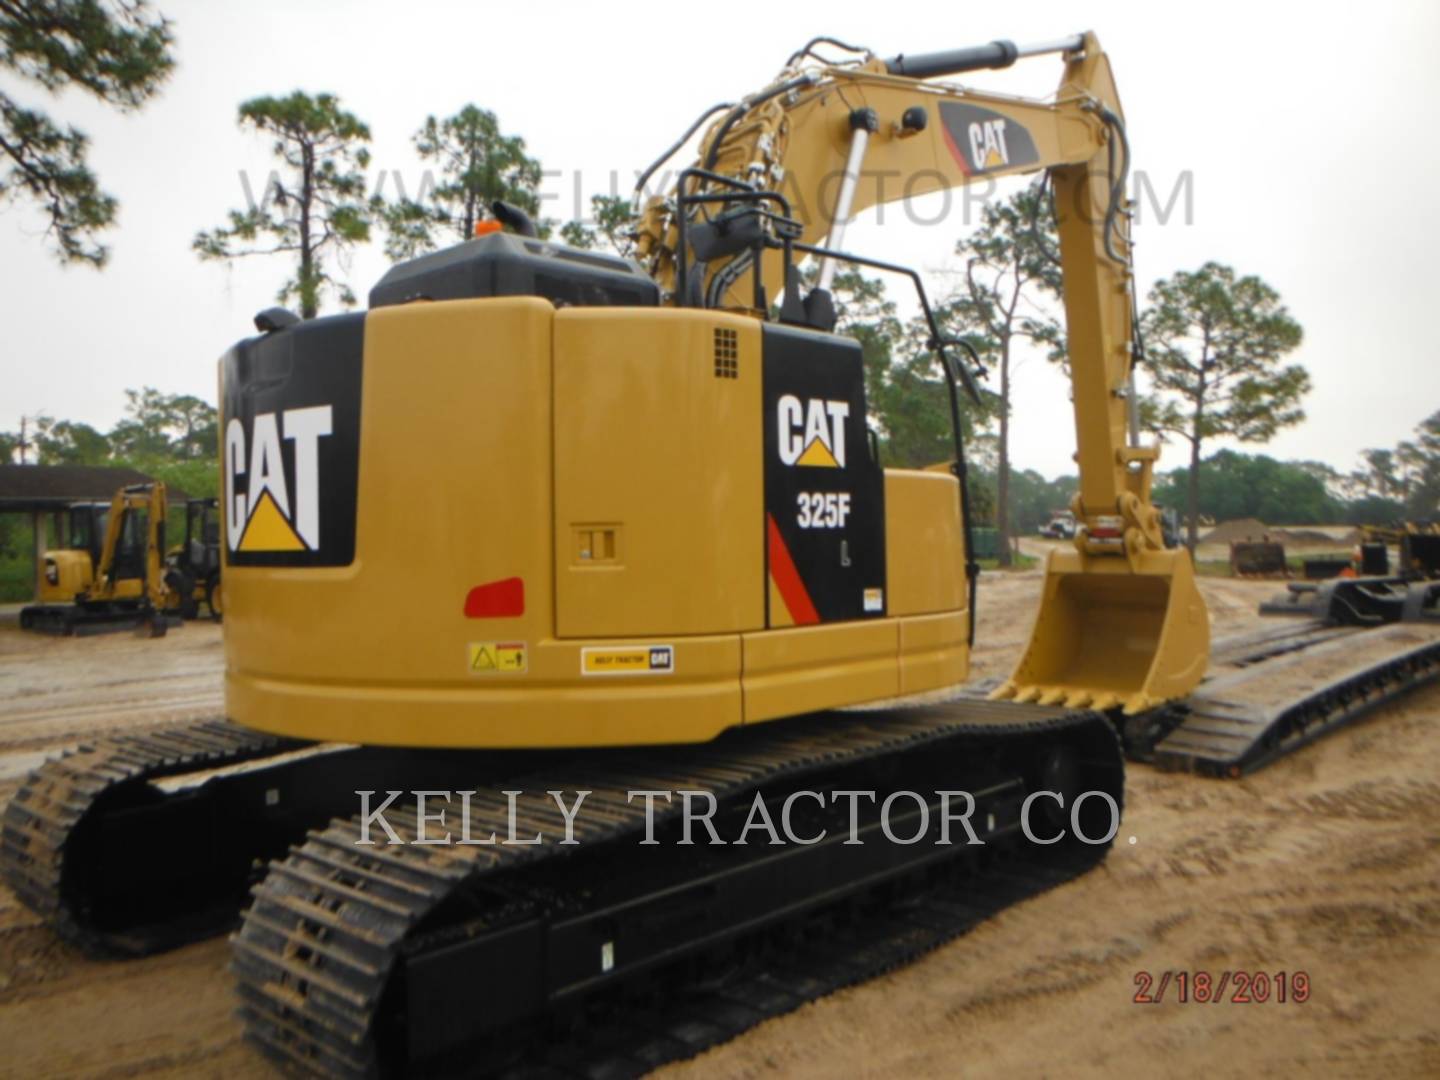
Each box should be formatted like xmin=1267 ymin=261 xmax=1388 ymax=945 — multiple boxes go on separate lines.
xmin=224 ymin=405 xmax=333 ymax=552
xmin=968 ymin=118 xmax=1011 ymax=171
xmin=777 ymin=395 xmax=849 ymax=469
xmin=937 ymin=102 xmax=1039 ymax=176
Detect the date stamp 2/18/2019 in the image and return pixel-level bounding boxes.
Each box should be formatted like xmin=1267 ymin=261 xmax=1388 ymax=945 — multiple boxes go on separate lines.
xmin=1133 ymin=970 xmax=1311 ymax=1005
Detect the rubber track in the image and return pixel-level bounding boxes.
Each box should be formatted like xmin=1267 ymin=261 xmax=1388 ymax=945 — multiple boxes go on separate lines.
xmin=233 ymin=700 xmax=1119 ymax=1077
xmin=0 ymin=718 xmax=304 ymax=951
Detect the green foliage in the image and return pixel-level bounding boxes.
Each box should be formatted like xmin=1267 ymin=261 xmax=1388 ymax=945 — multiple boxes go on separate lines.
xmin=1350 ymin=448 xmax=1405 ymax=502
xmin=820 ymin=267 xmax=997 ymax=471
xmin=145 ymin=457 xmax=218 ymax=499
xmin=0 ymin=546 xmax=32 ymax=601
xmin=935 ymin=184 xmax=1063 ymax=562
xmin=1141 ymin=261 xmax=1307 ymax=548
xmin=17 ymin=389 xmax=218 ymax=494
xmin=30 ymin=415 xmax=109 ymax=463
xmin=825 ymin=266 xmax=902 ymax=410
xmin=195 ymin=91 xmax=372 ymax=318
xmin=1152 ymin=449 xmax=1342 ymax=525
xmin=377 ymin=105 xmax=541 ymax=260
xmin=1342 ymin=494 xmax=1409 ymax=527
xmin=560 ymin=194 xmax=637 ymax=254
xmin=106 ymin=387 xmax=217 ymax=465
xmin=0 ymin=0 xmax=174 ymax=265
xmin=1006 ymin=468 xmax=1080 ymax=534
xmin=941 ymin=185 xmax=1064 ymax=368
xmin=1347 ymin=410 xmax=1440 ymax=520
xmin=877 ymin=346 xmax=963 ymax=468
xmin=1397 ymin=412 xmax=1440 ymax=518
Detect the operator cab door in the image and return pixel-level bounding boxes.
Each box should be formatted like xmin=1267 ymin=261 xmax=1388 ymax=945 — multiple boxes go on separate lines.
xmin=111 ymin=505 xmax=148 ymax=584
xmin=70 ymin=504 xmax=104 ymax=565
xmin=761 ymin=324 xmax=886 ymax=627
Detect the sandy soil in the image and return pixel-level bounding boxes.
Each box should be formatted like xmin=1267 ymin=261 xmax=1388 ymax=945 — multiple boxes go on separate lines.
xmin=1 ymin=577 xmax=1437 ymax=1079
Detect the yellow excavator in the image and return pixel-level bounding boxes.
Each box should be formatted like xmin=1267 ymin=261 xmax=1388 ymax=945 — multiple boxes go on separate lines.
xmin=4 ymin=32 xmax=1436 ymax=1077
xmin=19 ymin=482 xmax=183 ymax=635
xmin=215 ymin=30 xmax=1202 ymax=753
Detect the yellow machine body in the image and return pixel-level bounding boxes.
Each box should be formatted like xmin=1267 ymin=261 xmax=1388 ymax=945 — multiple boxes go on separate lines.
xmin=224 ymin=301 xmax=968 ymax=747
xmin=34 ymin=500 xmax=148 ymax=604
xmin=224 ymin=30 xmax=1208 ymax=745
xmin=35 ymin=490 xmax=162 ymax=606
xmin=37 ymin=549 xmax=99 ymax=603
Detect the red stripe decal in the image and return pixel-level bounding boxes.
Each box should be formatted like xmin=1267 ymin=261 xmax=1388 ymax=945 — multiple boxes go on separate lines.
xmin=939 ymin=118 xmax=973 ymax=176
xmin=766 ymin=513 xmax=820 ymax=625
xmin=464 ymin=576 xmax=525 ymax=618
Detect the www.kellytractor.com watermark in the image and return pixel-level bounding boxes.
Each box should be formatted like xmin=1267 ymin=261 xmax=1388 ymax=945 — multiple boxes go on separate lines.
xmin=237 ymin=166 xmax=1198 ymax=232
xmin=354 ymin=788 xmax=1122 ymax=848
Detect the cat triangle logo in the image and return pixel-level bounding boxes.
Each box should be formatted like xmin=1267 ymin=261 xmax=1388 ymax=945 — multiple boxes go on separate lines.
xmin=777 ymin=395 xmax=849 ymax=469
xmin=238 ymin=490 xmax=307 ymax=552
xmin=225 ymin=405 xmax=333 ymax=556
xmin=796 ymin=437 xmax=839 ymax=468
xmin=968 ymin=118 xmax=1011 ymax=172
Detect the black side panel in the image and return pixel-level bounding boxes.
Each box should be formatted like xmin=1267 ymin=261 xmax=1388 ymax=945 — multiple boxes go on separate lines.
xmin=762 ymin=324 xmax=886 ymax=624
xmin=221 ymin=314 xmax=364 ymax=568
xmin=936 ymin=100 xmax=1041 ymax=175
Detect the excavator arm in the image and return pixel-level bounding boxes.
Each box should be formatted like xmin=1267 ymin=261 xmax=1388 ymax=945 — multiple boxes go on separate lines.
xmin=87 ymin=482 xmax=169 ymax=611
xmin=639 ymin=31 xmax=1209 ymax=713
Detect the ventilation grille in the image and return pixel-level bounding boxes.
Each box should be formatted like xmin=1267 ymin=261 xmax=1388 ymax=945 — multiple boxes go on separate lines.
xmin=713 ymin=327 xmax=738 ymax=379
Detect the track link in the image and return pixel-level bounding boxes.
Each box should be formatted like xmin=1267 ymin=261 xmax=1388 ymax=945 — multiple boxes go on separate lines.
xmin=233 ymin=700 xmax=1121 ymax=1077
xmin=0 ymin=719 xmax=305 ymax=951
xmin=1154 ymin=622 xmax=1440 ymax=775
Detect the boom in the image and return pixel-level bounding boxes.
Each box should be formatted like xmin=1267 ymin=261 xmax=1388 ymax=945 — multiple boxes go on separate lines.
xmin=638 ymin=31 xmax=1209 ymax=712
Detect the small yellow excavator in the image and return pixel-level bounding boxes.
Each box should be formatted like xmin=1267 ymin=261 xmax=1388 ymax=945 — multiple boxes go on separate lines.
xmin=20 ymin=482 xmax=182 ymax=635
xmin=4 ymin=32 xmax=1437 ymax=1077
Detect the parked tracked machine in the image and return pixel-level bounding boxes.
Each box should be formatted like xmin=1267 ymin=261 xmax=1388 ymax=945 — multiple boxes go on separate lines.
xmin=18 ymin=482 xmax=217 ymax=635
xmin=4 ymin=31 xmax=1438 ymax=1077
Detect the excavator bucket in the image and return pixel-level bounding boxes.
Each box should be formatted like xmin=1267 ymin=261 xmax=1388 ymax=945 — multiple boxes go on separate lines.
xmin=994 ymin=546 xmax=1210 ymax=715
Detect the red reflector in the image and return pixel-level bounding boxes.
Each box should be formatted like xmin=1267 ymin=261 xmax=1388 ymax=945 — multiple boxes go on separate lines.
xmin=464 ymin=577 xmax=525 ymax=618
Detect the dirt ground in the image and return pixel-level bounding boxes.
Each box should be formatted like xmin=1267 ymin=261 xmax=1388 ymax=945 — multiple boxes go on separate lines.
xmin=0 ymin=575 xmax=1437 ymax=1079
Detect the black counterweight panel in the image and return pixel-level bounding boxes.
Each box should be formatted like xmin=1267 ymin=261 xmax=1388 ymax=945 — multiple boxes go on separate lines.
xmin=761 ymin=324 xmax=886 ymax=624
xmin=221 ymin=313 xmax=364 ymax=568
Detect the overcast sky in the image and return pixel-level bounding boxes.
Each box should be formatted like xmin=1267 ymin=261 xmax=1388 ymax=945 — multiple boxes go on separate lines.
xmin=2 ymin=0 xmax=1437 ymax=480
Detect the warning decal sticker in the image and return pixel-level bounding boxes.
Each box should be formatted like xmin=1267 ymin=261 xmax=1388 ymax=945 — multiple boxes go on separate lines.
xmin=468 ymin=641 xmax=527 ymax=674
